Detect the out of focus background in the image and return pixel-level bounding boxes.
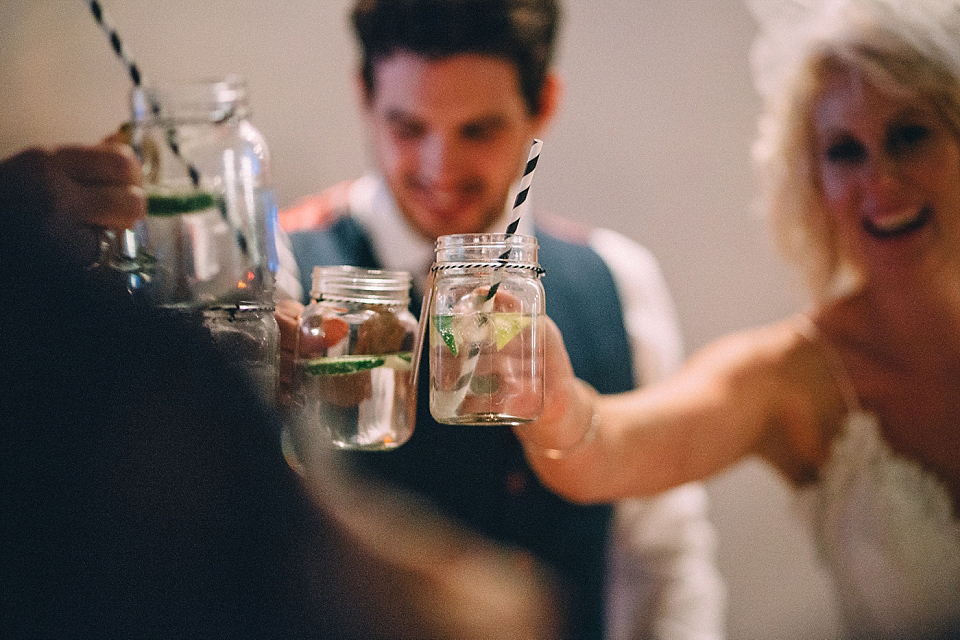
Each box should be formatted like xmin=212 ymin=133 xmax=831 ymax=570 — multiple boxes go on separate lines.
xmin=1 ymin=1 xmax=840 ymax=637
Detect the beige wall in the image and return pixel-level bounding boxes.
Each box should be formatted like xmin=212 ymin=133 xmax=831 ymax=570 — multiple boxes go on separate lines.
xmin=1 ymin=1 xmax=841 ymax=637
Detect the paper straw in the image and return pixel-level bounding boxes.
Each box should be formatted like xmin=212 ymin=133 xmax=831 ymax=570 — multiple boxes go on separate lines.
xmin=506 ymin=138 xmax=542 ymax=236
xmin=84 ymin=0 xmax=202 ymax=187
xmin=88 ymin=0 xmax=144 ymax=87
xmin=486 ymin=138 xmax=541 ymax=301
xmin=438 ymin=139 xmax=542 ymax=418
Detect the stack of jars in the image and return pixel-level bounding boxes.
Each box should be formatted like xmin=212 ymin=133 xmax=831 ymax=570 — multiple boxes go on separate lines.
xmin=113 ymin=76 xmax=280 ymax=403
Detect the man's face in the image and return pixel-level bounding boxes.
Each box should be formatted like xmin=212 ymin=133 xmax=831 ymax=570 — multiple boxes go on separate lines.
xmin=363 ymin=52 xmax=548 ymax=240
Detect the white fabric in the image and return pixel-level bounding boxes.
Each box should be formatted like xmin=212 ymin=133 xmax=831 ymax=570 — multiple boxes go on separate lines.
xmin=591 ymin=228 xmax=725 ymax=640
xmin=801 ymin=411 xmax=960 ymax=639
xmin=276 ymin=174 xmax=725 ymax=640
xmin=273 ymin=224 xmax=302 ymax=301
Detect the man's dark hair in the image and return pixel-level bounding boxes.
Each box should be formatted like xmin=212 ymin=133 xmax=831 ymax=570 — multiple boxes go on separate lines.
xmin=352 ymin=0 xmax=560 ymax=115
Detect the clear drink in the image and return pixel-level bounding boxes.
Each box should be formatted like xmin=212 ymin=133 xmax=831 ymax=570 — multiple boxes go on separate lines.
xmin=140 ymin=190 xmax=254 ymax=307
xmin=430 ymin=311 xmax=541 ymax=425
xmin=292 ymin=352 xmax=413 ymax=450
xmin=287 ymin=266 xmax=418 ymax=458
xmin=427 ymin=233 xmax=545 ymax=425
xmin=201 ymin=305 xmax=279 ymax=405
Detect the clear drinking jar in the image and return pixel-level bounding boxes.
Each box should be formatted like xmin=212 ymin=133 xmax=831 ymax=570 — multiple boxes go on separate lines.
xmin=289 ymin=266 xmax=418 ymax=452
xmin=199 ymin=304 xmax=279 ymax=405
xmin=428 ymin=233 xmax=545 ymax=425
xmin=125 ymin=75 xmax=278 ymax=308
xmin=108 ymin=76 xmax=281 ymax=403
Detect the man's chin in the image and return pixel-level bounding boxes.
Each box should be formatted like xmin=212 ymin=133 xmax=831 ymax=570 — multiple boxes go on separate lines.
xmin=420 ymin=215 xmax=487 ymax=239
xmin=399 ymin=202 xmax=503 ymax=239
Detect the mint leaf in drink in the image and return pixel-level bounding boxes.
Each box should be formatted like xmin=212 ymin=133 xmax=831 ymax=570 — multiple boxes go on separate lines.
xmin=432 ymin=315 xmax=458 ymax=356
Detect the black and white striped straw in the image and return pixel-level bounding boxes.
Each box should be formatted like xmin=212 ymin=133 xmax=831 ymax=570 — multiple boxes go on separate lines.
xmin=84 ymin=0 xmax=202 ymax=187
xmin=441 ymin=139 xmax=542 ymax=415
xmin=88 ymin=0 xmax=143 ymax=87
xmin=506 ymin=138 xmax=542 ymax=236
xmin=485 ymin=138 xmax=542 ymax=302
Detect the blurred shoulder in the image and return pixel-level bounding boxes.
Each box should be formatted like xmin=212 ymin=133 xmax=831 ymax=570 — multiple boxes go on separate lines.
xmin=278 ymin=180 xmax=354 ymax=233
xmin=535 ymin=212 xmax=660 ymax=266
xmin=534 ymin=212 xmax=592 ymax=245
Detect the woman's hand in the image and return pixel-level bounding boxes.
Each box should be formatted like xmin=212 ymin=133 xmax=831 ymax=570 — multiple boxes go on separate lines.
xmin=275 ymin=298 xmax=305 ymax=409
xmin=0 ymin=142 xmax=146 ymax=263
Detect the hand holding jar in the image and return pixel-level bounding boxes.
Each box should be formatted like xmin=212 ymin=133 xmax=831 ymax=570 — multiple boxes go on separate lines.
xmin=428 ymin=233 xmax=545 ymax=426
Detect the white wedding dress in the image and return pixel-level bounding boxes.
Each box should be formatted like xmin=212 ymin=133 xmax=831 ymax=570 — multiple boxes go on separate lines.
xmin=801 ymin=407 xmax=960 ymax=639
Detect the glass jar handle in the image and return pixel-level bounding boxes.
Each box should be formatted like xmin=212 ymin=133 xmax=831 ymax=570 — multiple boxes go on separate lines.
xmin=410 ymin=266 xmax=436 ymax=393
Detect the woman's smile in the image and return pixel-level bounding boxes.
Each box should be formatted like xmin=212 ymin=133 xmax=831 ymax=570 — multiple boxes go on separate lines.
xmin=863 ymin=204 xmax=933 ymax=239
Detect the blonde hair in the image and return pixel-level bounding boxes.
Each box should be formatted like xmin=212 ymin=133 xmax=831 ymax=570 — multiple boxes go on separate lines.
xmin=748 ymin=0 xmax=960 ymax=300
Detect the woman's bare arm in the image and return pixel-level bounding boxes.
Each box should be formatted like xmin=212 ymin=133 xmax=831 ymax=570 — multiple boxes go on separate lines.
xmin=515 ymin=317 xmax=842 ymax=503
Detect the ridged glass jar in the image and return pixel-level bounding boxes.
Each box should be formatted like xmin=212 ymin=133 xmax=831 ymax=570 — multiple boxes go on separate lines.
xmin=289 ymin=266 xmax=418 ymax=452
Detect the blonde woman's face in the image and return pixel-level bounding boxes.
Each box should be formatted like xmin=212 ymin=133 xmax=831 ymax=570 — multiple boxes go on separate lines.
xmin=814 ymin=71 xmax=960 ymax=276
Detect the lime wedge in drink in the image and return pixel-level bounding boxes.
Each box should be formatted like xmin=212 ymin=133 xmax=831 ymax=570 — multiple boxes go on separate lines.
xmin=383 ymin=352 xmax=413 ymax=371
xmin=302 ymin=355 xmax=386 ymax=376
xmin=432 ymin=315 xmax=459 ymax=356
xmin=491 ymin=313 xmax=532 ymax=350
xmin=147 ymin=191 xmax=220 ymax=216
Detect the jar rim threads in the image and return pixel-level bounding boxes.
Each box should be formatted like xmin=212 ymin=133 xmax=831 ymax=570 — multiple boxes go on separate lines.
xmin=311 ymin=265 xmax=412 ymax=304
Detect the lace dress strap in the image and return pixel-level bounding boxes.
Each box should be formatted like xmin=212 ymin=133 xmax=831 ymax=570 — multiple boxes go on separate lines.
xmin=794 ymin=313 xmax=862 ymax=415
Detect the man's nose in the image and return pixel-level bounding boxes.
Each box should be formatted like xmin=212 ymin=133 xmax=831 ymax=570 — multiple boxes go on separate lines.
xmin=419 ymin=135 xmax=463 ymax=184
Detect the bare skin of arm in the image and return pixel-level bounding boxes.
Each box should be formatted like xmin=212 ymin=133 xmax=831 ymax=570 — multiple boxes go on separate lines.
xmin=514 ymin=316 xmax=848 ymax=504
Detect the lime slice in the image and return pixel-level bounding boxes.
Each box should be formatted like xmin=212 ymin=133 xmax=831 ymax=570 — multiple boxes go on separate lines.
xmin=383 ymin=352 xmax=413 ymax=371
xmin=147 ymin=191 xmax=219 ymax=216
xmin=302 ymin=355 xmax=385 ymax=376
xmin=491 ymin=313 xmax=532 ymax=350
xmin=432 ymin=315 xmax=458 ymax=356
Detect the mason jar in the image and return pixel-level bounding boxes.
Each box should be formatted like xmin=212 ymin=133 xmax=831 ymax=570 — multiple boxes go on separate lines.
xmin=289 ymin=266 xmax=418 ymax=453
xmin=109 ymin=76 xmax=282 ymax=404
xmin=199 ymin=304 xmax=279 ymax=405
xmin=428 ymin=233 xmax=545 ymax=425
xmin=123 ymin=75 xmax=278 ymax=308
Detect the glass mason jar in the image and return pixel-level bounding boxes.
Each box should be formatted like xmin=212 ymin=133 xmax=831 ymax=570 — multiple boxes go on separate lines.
xmin=288 ymin=266 xmax=418 ymax=453
xmin=125 ymin=75 xmax=278 ymax=307
xmin=107 ymin=76 xmax=281 ymax=403
xmin=199 ymin=304 xmax=279 ymax=405
xmin=428 ymin=233 xmax=545 ymax=425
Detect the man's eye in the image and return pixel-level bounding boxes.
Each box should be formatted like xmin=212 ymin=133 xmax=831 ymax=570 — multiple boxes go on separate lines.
xmin=461 ymin=121 xmax=505 ymax=142
xmin=392 ymin=123 xmax=424 ymax=140
xmin=825 ymin=139 xmax=866 ymax=164
xmin=889 ymin=124 xmax=930 ymax=153
xmin=462 ymin=126 xmax=493 ymax=141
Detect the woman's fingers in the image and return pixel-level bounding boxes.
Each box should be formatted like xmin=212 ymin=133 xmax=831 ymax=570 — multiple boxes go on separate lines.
xmin=52 ymin=144 xmax=146 ymax=230
xmin=276 ymin=298 xmax=305 ymax=408
xmin=56 ymin=143 xmax=142 ymax=187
